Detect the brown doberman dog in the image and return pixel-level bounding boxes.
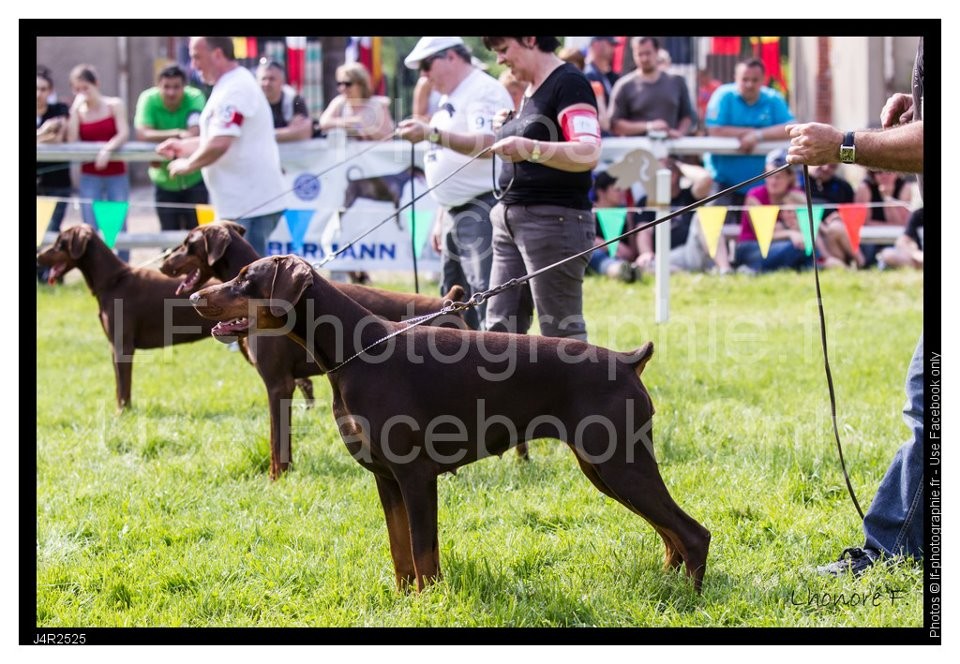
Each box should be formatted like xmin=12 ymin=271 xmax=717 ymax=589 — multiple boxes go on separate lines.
xmin=161 ymin=221 xmax=467 ymax=479
xmin=191 ymin=255 xmax=711 ymax=592
xmin=36 ymin=224 xmax=221 ymax=410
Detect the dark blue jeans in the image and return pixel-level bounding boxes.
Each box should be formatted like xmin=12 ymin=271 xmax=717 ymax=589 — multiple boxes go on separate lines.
xmin=234 ymin=210 xmax=285 ymax=257
xmin=863 ymin=335 xmax=924 ymax=558
xmin=734 ymin=239 xmax=812 ymax=272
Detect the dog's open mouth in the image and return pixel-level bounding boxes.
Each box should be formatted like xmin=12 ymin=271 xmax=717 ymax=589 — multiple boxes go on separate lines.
xmin=47 ymin=262 xmax=68 ymax=285
xmin=174 ymin=268 xmax=202 ymax=296
xmin=211 ymin=318 xmax=250 ymax=344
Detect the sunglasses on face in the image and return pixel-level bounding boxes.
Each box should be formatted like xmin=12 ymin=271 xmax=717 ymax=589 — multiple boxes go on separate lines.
xmin=336 ymin=80 xmax=355 ymax=88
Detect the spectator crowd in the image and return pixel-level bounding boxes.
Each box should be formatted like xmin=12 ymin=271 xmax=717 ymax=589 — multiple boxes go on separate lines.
xmin=37 ymin=35 xmax=921 ymax=285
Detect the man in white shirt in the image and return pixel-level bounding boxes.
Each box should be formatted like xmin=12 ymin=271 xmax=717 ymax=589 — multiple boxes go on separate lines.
xmin=158 ymin=36 xmax=287 ymax=257
xmin=397 ymin=36 xmax=513 ymax=330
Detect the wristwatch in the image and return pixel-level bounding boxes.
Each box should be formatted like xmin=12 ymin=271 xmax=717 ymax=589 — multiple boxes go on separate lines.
xmin=427 ymin=127 xmax=441 ymax=144
xmin=839 ymin=131 xmax=856 ymax=164
xmin=530 ymin=139 xmax=542 ymax=163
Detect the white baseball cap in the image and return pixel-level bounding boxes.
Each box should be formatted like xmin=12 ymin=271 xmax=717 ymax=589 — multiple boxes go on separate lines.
xmin=404 ymin=36 xmax=465 ymax=70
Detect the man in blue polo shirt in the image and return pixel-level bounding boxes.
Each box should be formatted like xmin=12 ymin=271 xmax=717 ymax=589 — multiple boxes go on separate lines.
xmin=704 ymin=58 xmax=794 ymax=223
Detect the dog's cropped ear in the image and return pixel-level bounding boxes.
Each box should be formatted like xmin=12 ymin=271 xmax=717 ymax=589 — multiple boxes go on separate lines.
xmin=221 ymin=220 xmax=247 ymax=237
xmin=204 ymin=225 xmax=233 ymax=266
xmin=68 ymin=225 xmax=92 ymax=259
xmin=632 ymin=341 xmax=655 ymax=375
xmin=268 ymin=256 xmax=313 ymax=318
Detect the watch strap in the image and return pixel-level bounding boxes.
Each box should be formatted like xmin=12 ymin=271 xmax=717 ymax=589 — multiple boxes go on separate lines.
xmin=840 ymin=131 xmax=856 ymax=163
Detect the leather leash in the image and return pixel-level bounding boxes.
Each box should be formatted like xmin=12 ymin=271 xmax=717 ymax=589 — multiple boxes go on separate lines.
xmin=801 ymin=166 xmax=865 ymax=519
xmin=327 ymin=165 xmax=789 ymax=373
xmin=324 ymin=161 xmax=868 ymax=523
xmin=409 ymin=142 xmax=419 ymax=294
xmin=231 ymin=129 xmax=401 ymax=222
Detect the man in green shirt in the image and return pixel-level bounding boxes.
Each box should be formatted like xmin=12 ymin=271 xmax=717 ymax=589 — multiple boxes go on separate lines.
xmin=134 ymin=65 xmax=209 ymax=230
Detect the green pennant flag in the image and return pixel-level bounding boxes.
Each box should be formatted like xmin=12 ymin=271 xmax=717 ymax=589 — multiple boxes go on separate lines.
xmin=794 ymin=205 xmax=825 ymax=256
xmin=91 ymin=201 xmax=128 ymax=249
xmin=595 ymin=208 xmax=628 ymax=257
xmin=405 ymin=210 xmax=434 ymax=259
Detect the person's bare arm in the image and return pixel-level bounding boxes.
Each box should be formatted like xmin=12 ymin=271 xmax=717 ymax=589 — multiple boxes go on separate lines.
xmin=711 ymin=122 xmax=790 ymax=154
xmin=677 ymin=161 xmax=713 ymax=199
xmin=490 ymin=103 xmax=601 ymax=173
xmin=396 ymin=118 xmax=495 ymax=157
xmin=786 ymin=122 xmax=923 ymax=173
xmin=137 ymin=125 xmax=199 ymax=142
xmin=167 ymin=135 xmax=234 ymax=176
xmin=274 ymin=114 xmax=314 ymax=142
xmin=318 ymin=96 xmax=350 ymax=131
xmin=612 ymin=117 xmax=669 ymax=136
xmin=412 ymin=76 xmax=433 ymax=123
xmin=92 ymin=99 xmax=130 ymax=170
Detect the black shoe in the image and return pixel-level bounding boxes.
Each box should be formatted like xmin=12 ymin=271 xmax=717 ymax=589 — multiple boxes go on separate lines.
xmin=817 ymin=547 xmax=879 ymax=577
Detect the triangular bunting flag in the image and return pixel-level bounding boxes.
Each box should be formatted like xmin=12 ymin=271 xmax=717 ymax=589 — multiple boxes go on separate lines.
xmin=91 ymin=201 xmax=128 ymax=249
xmin=37 ymin=197 xmax=57 ymax=246
xmin=232 ymin=37 xmax=248 ymax=60
xmin=405 ymin=210 xmax=434 ymax=259
xmin=284 ymin=209 xmax=315 ymax=253
xmin=696 ymin=206 xmax=727 ymax=259
xmin=595 ymin=208 xmax=628 ymax=257
xmin=748 ymin=205 xmax=780 ymax=258
xmin=794 ymin=205 xmax=825 ymax=256
xmin=837 ymin=204 xmax=869 ymax=253
xmin=196 ymin=205 xmax=216 ymax=226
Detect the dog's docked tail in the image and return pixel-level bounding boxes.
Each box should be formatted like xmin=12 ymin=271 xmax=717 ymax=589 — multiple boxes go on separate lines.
xmin=626 ymin=341 xmax=655 ymax=416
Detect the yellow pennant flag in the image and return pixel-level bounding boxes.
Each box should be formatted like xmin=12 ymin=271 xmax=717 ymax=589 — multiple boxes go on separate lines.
xmin=748 ymin=205 xmax=780 ymax=258
xmin=37 ymin=197 xmax=57 ymax=246
xmin=232 ymin=37 xmax=248 ymax=60
xmin=196 ymin=205 xmax=216 ymax=226
xmin=696 ymin=206 xmax=727 ymax=259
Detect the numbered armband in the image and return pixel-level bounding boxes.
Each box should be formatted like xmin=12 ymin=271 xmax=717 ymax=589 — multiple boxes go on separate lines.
xmin=558 ymin=107 xmax=601 ymax=145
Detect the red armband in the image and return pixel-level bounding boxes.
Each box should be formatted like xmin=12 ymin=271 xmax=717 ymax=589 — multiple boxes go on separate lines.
xmin=217 ymin=104 xmax=244 ymax=129
xmin=559 ymin=108 xmax=601 ymax=144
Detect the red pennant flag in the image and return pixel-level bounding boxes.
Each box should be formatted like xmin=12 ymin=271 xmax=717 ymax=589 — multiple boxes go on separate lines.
xmin=286 ymin=36 xmax=306 ymax=91
xmin=751 ymin=37 xmax=787 ymax=91
xmin=712 ymin=37 xmax=741 ymax=55
xmin=612 ymin=36 xmax=627 ymax=74
xmin=837 ymin=204 xmax=869 ymax=253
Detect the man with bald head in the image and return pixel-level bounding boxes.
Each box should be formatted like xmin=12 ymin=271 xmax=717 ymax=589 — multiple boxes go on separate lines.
xmin=157 ymin=37 xmax=287 ymax=256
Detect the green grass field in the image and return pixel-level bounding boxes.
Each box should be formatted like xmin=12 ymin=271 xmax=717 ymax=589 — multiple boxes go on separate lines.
xmin=35 ymin=268 xmax=924 ymax=628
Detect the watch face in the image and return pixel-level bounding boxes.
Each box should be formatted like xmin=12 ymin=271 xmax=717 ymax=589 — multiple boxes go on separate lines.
xmin=839 ymin=146 xmax=855 ymax=164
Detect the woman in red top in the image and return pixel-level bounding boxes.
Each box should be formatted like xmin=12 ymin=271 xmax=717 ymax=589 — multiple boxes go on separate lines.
xmin=66 ymin=64 xmax=130 ymax=260
xmin=733 ymin=148 xmax=813 ymax=273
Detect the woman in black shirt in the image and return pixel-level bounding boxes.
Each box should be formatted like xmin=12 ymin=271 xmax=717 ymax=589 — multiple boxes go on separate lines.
xmin=482 ymin=36 xmax=601 ymax=341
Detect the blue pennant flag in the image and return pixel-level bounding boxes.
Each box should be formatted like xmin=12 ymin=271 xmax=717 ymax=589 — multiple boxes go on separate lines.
xmin=284 ymin=209 xmax=315 ymax=253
